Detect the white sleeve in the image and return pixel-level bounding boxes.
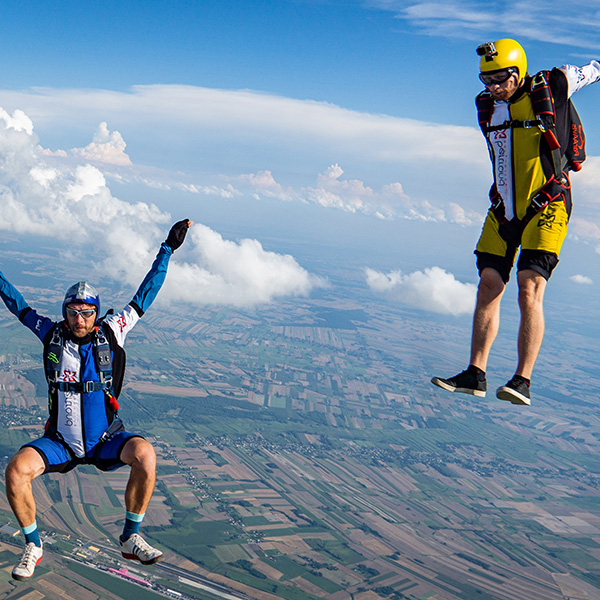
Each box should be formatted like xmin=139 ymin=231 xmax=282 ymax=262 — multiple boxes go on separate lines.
xmin=560 ymin=61 xmax=600 ymax=97
xmin=104 ymin=304 xmax=141 ymax=347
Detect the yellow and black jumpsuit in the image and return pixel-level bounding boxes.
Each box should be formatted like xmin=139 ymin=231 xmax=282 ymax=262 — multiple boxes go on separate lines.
xmin=475 ymin=64 xmax=598 ymax=282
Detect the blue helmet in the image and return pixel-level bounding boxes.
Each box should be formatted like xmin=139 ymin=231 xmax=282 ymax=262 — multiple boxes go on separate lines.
xmin=63 ymin=281 xmax=100 ymax=319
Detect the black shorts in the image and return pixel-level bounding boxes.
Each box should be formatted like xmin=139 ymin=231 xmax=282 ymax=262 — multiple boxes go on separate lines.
xmin=475 ymin=249 xmax=559 ymax=284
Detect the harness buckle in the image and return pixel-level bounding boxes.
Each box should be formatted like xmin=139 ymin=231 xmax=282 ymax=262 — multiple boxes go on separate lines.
xmin=530 ymin=192 xmax=547 ymax=212
xmin=491 ymin=196 xmax=503 ymax=211
xmin=83 ymin=381 xmax=97 ymax=393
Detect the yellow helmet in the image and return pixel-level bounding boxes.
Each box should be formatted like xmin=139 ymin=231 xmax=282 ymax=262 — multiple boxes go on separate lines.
xmin=477 ymin=39 xmax=527 ymax=84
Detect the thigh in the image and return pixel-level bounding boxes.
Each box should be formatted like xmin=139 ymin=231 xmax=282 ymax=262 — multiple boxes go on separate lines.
xmin=94 ymin=431 xmax=143 ymax=472
xmin=476 ymin=210 xmax=508 ymax=256
xmin=521 ymin=201 xmax=569 ymax=255
xmin=23 ymin=436 xmax=77 ymax=474
xmin=475 ymin=213 xmax=518 ymax=284
xmin=516 ymin=250 xmax=559 ymax=280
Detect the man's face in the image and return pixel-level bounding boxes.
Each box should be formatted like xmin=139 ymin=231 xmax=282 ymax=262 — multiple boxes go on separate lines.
xmin=65 ymin=302 xmax=97 ymax=338
xmin=484 ymin=71 xmax=521 ymax=101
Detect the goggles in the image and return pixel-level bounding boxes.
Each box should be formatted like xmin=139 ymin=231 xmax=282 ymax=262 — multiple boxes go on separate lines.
xmin=479 ymin=68 xmax=517 ymax=86
xmin=65 ymin=307 xmax=97 ymax=319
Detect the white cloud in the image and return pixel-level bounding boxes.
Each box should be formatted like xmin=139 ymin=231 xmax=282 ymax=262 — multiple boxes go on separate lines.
xmin=162 ymin=226 xmax=326 ymax=307
xmin=370 ymin=1 xmax=600 ymax=49
xmin=232 ymin=164 xmax=484 ymax=224
xmin=0 ymin=84 xmax=491 ymax=226
xmin=0 ymin=108 xmax=33 ymax=134
xmin=235 ymin=170 xmax=294 ymax=201
xmin=573 ymin=158 xmax=600 ymax=208
xmin=70 ymin=121 xmax=132 ymax=166
xmin=570 ymin=274 xmax=593 ymax=285
xmin=365 ymin=266 xmax=476 ymax=316
xmin=0 ymin=107 xmax=322 ymax=307
xmin=0 ymin=85 xmax=486 ymax=168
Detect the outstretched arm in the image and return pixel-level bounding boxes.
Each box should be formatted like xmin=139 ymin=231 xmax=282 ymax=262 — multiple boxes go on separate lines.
xmin=130 ymin=219 xmax=192 ymax=316
xmin=0 ymin=271 xmax=29 ymax=320
xmin=0 ymin=272 xmax=55 ymax=341
xmin=560 ymin=61 xmax=600 ymax=97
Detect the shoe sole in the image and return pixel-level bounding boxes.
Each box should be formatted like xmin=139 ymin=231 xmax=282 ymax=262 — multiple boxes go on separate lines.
xmin=121 ymin=551 xmax=164 ymax=565
xmin=12 ymin=556 xmax=43 ymax=581
xmin=496 ymin=386 xmax=531 ymax=406
xmin=431 ymin=377 xmax=486 ymax=398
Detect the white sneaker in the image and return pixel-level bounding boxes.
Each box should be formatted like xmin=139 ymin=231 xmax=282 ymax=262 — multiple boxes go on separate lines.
xmin=12 ymin=542 xmax=43 ymax=581
xmin=120 ymin=533 xmax=163 ymax=565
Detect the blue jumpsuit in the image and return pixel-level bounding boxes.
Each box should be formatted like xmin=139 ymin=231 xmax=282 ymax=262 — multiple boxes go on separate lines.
xmin=0 ymin=242 xmax=173 ymax=473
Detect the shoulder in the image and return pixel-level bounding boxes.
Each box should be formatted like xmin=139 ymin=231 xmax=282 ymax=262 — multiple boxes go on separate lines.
xmin=527 ymin=69 xmax=568 ymax=109
xmin=103 ymin=305 xmax=141 ymax=346
xmin=22 ymin=309 xmax=57 ymax=342
xmin=547 ymin=68 xmax=568 ymax=98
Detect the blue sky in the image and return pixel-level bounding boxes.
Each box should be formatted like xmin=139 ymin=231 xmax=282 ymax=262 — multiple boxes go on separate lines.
xmin=1 ymin=0 xmax=600 ymax=314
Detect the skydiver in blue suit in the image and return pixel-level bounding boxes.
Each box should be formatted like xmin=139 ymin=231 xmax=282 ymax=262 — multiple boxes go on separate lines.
xmin=0 ymin=219 xmax=191 ymax=580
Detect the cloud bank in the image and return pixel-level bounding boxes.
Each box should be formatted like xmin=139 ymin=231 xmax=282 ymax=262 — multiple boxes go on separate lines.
xmin=365 ymin=266 xmax=476 ymax=316
xmin=0 ymin=85 xmax=492 ymax=226
xmin=0 ymin=108 xmax=322 ymax=307
xmin=0 ymin=81 xmax=491 ymax=227
xmin=231 ymin=164 xmax=484 ymax=224
xmin=0 ymin=85 xmax=486 ymax=168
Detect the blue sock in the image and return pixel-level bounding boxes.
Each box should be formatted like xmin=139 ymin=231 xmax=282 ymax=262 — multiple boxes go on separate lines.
xmin=121 ymin=511 xmax=145 ymax=542
xmin=22 ymin=522 xmax=41 ymax=547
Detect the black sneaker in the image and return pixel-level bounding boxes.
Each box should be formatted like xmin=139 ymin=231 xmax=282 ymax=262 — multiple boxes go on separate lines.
xmin=496 ymin=376 xmax=531 ymax=405
xmin=431 ymin=369 xmax=486 ymax=397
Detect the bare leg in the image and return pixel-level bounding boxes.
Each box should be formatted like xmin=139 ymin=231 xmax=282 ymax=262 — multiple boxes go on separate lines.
xmin=5 ymin=448 xmax=46 ymax=527
xmin=515 ymin=269 xmax=547 ymax=379
xmin=469 ymin=268 xmax=506 ymax=371
xmin=120 ymin=437 xmax=157 ymax=515
xmin=118 ymin=438 xmax=163 ymax=563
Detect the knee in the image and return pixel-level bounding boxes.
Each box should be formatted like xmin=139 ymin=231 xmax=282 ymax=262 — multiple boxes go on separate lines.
xmin=123 ymin=439 xmax=156 ymax=473
xmin=517 ymin=272 xmax=546 ymax=310
xmin=477 ymin=268 xmax=505 ymax=300
xmin=518 ymin=286 xmax=543 ymax=311
xmin=5 ymin=450 xmax=41 ymax=487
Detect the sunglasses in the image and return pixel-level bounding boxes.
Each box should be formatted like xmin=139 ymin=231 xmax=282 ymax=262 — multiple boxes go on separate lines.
xmin=65 ymin=307 xmax=97 ymax=319
xmin=479 ymin=68 xmax=516 ymax=86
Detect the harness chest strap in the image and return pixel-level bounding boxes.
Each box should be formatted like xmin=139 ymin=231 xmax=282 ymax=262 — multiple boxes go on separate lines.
xmin=483 ymin=118 xmax=542 ymax=132
xmin=45 ymin=322 xmax=114 ymax=395
xmin=50 ymin=380 xmax=112 ymax=393
xmin=44 ymin=321 xmax=121 ymax=451
xmin=477 ymin=72 xmax=563 ymax=177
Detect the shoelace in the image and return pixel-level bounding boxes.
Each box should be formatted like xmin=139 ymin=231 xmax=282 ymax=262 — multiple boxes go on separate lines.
xmin=17 ymin=545 xmax=38 ymax=568
xmin=130 ymin=535 xmax=155 ymax=556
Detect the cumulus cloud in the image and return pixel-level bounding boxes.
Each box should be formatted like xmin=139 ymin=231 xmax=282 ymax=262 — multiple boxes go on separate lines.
xmin=70 ymin=121 xmax=132 ymax=166
xmin=570 ymin=274 xmax=593 ymax=285
xmin=0 ymin=108 xmax=33 ymax=134
xmin=232 ymin=164 xmax=484 ymax=224
xmin=0 ymin=84 xmax=492 ymax=224
xmin=365 ymin=266 xmax=476 ymax=316
xmin=0 ymin=108 xmax=322 ymax=307
xmin=236 ymin=170 xmax=294 ymax=201
xmin=162 ymin=226 xmax=324 ymax=306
